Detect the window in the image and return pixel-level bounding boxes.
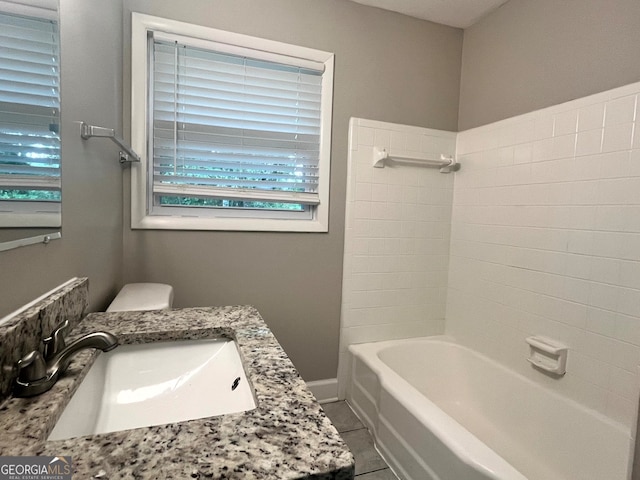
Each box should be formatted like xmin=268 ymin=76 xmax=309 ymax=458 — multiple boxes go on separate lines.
xmin=130 ymin=13 xmax=334 ymax=232
xmin=0 ymin=1 xmax=60 ymax=227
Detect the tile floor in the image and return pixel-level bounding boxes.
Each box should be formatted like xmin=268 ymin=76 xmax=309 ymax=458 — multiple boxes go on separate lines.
xmin=322 ymin=401 xmax=398 ymax=480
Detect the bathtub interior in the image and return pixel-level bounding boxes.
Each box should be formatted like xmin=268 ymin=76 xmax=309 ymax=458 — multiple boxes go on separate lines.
xmin=348 ymin=344 xmax=525 ymax=480
xmin=347 ymin=336 xmax=633 ymax=480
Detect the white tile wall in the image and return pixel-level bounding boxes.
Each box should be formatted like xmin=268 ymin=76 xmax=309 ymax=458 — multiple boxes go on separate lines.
xmin=450 ymin=82 xmax=640 ymax=427
xmin=337 ymin=118 xmax=456 ymax=396
xmin=338 ymin=83 xmax=640 ymax=429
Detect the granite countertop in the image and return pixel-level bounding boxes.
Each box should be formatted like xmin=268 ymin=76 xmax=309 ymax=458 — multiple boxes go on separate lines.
xmin=0 ymin=306 xmax=355 ymax=479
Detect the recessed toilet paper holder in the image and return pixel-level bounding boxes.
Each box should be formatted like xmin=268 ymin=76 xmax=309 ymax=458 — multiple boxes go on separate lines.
xmin=526 ymin=336 xmax=568 ymax=376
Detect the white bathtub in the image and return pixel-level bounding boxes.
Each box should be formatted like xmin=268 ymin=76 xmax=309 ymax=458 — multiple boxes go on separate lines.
xmin=347 ymin=336 xmax=633 ymax=480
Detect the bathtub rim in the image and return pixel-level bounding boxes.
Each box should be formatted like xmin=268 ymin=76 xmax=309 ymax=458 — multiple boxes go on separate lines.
xmin=349 ymin=335 xmax=526 ymax=480
xmin=348 ymin=334 xmax=632 ymax=480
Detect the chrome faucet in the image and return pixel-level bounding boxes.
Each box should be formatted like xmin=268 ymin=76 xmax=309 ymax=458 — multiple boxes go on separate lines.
xmin=14 ymin=320 xmax=118 ymax=397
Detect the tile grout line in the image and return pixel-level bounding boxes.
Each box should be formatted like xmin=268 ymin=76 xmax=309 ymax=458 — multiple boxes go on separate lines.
xmin=323 ymin=401 xmax=397 ymax=479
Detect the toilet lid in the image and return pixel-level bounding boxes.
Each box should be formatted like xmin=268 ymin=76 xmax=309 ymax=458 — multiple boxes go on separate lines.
xmin=106 ymin=283 xmax=174 ymax=312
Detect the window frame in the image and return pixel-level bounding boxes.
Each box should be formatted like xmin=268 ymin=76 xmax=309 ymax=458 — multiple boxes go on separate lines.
xmin=130 ymin=13 xmax=334 ymax=232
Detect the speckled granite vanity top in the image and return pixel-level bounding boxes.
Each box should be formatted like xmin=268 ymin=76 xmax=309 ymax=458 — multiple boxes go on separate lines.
xmin=0 ymin=306 xmax=354 ymax=479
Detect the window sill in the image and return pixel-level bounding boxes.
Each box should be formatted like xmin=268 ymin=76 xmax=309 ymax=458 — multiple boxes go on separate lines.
xmin=131 ymin=214 xmax=328 ymax=232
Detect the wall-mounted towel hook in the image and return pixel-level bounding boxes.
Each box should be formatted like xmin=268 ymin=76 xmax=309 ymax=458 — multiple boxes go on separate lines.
xmin=79 ymin=122 xmax=141 ymax=165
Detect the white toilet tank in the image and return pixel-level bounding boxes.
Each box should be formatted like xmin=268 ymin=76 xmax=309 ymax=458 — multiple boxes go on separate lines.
xmin=106 ymin=283 xmax=174 ymax=312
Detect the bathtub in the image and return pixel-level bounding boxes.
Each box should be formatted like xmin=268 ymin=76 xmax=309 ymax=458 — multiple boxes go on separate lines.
xmin=347 ymin=336 xmax=633 ymax=480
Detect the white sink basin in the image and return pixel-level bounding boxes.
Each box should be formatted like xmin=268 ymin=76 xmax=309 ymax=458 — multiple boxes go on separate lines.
xmin=48 ymin=338 xmax=256 ymax=440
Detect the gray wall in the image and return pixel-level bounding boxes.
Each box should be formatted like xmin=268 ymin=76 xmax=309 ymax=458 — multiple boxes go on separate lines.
xmin=121 ymin=0 xmax=463 ymax=381
xmin=458 ymin=0 xmax=640 ymax=130
xmin=0 ymin=0 xmax=124 ymax=318
xmin=6 ymin=0 xmax=640 ymax=382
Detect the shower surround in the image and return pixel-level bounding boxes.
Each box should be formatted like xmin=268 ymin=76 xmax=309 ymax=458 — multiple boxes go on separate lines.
xmin=340 ymin=80 xmax=640 ymax=431
xmin=450 ymin=81 xmax=640 ymax=427
xmin=338 ymin=118 xmax=456 ymax=396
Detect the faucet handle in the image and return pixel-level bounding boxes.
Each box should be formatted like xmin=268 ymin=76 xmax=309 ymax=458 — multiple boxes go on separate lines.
xmin=44 ymin=319 xmax=70 ymax=360
xmin=16 ymin=351 xmax=47 ymax=383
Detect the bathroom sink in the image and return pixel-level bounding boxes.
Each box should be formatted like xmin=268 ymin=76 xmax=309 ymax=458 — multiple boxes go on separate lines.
xmin=48 ymin=338 xmax=256 ymax=440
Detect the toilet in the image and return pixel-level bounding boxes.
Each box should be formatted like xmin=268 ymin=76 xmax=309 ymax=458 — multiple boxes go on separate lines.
xmin=106 ymin=283 xmax=174 ymax=312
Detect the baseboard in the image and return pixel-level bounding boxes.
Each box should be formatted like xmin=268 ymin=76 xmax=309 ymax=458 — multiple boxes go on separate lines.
xmin=306 ymin=378 xmax=338 ymax=404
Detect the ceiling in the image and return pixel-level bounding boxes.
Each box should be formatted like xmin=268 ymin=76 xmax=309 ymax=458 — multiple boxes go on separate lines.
xmin=348 ymin=0 xmax=510 ymax=28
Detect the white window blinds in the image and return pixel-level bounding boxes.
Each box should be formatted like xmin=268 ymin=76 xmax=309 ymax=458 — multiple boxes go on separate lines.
xmin=150 ymin=34 xmax=324 ymax=208
xmin=0 ymin=6 xmax=60 ymax=202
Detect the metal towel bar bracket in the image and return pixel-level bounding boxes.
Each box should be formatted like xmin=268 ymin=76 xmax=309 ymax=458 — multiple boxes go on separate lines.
xmin=80 ymin=122 xmax=141 ymax=165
